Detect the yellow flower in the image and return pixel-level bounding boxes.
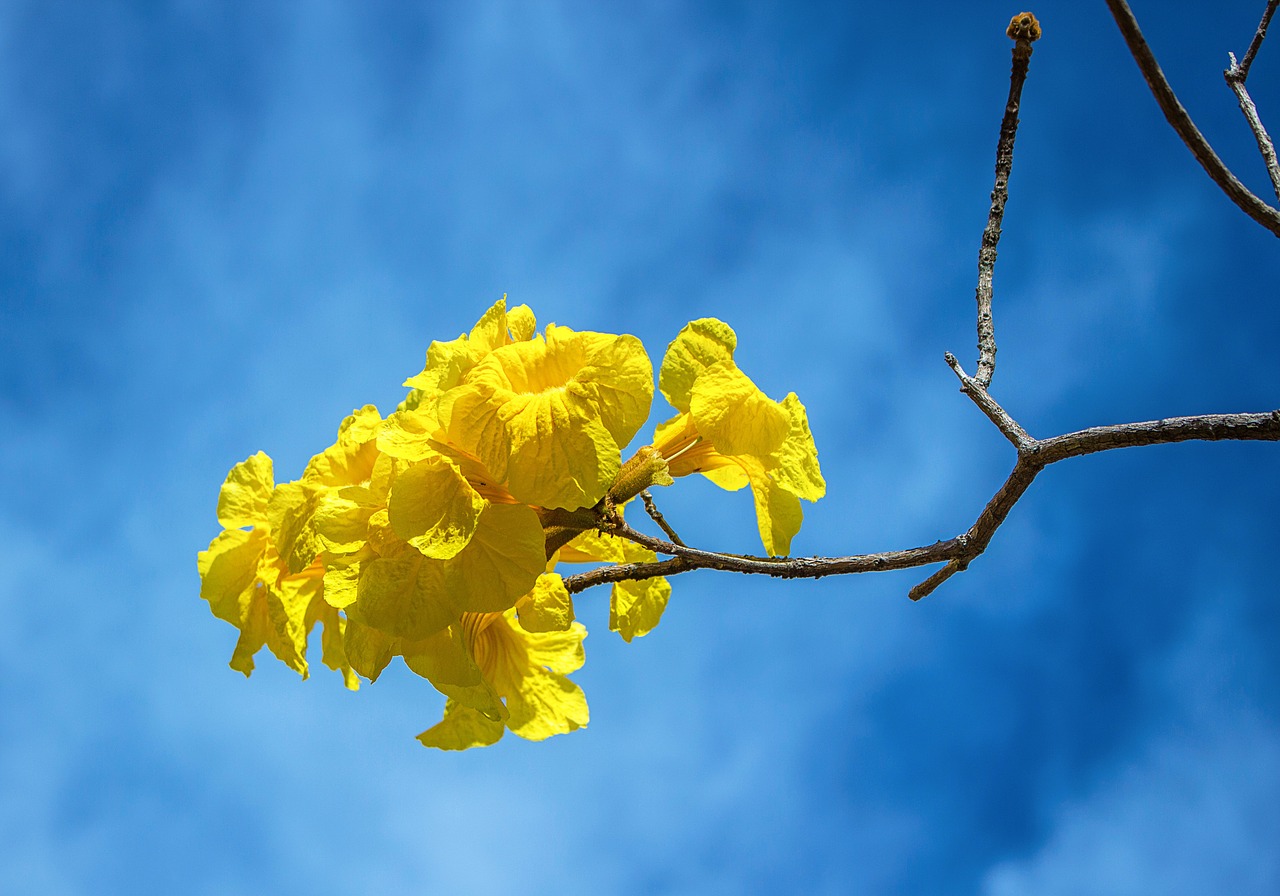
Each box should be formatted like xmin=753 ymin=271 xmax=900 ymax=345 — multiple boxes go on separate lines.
xmin=200 ymin=301 xmax=827 ymax=749
xmin=648 ymin=318 xmax=825 ymax=556
xmin=435 ymin=321 xmax=654 ymax=510
xmin=412 ymin=574 xmax=589 ymax=750
xmin=197 ymin=451 xmax=358 ymax=688
xmin=303 ymin=385 xmax=549 ymax=651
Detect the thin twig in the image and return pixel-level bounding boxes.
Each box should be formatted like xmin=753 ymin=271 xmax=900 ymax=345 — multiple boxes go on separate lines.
xmin=1225 ymin=57 xmax=1280 ymax=202
xmin=561 ymin=410 xmax=1280 ymax=597
xmin=945 ymin=352 xmax=1032 ymax=449
xmin=1237 ymin=0 xmax=1279 ymax=78
xmin=1225 ymin=0 xmax=1280 ymax=204
xmin=908 ymin=450 xmax=1044 ymax=599
xmin=974 ymin=13 xmax=1042 ymax=389
xmin=1226 ymin=61 xmax=1280 ymax=202
xmin=909 ymin=562 xmax=965 ymax=601
xmin=640 ymin=489 xmax=686 ymax=546
xmin=565 ymin=521 xmax=968 ymax=594
xmin=1105 ymin=0 xmax=1280 ymax=236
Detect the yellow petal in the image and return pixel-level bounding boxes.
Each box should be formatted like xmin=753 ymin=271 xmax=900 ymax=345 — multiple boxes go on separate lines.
xmin=443 ymin=504 xmax=546 ymax=613
xmin=518 ymin=620 xmax=588 ymax=676
xmin=476 ymin=615 xmax=589 ymax=740
xmin=403 ymin=298 xmax=530 ymax=398
xmin=505 ymin=667 xmax=589 ymax=741
xmin=303 ymin=405 xmax=382 ymax=487
xmin=403 ymin=626 xmax=482 ymax=687
xmin=771 ymin=393 xmax=826 ymax=501
xmin=502 ymin=392 xmax=621 ymax=509
xmin=506 ymin=304 xmax=537 ymax=342
xmin=517 ymin=573 xmax=575 ymax=633
xmin=652 ymin=411 xmax=699 ymax=455
xmin=738 ymin=456 xmax=804 ymax=557
xmin=220 ymin=566 xmax=317 ymax=681
xmin=701 ymin=465 xmax=749 ymax=491
xmin=652 ymin=411 xmax=750 ymax=481
xmin=306 ymin=599 xmax=360 ymax=690
xmin=543 ymin=325 xmax=653 ymax=450
xmin=403 ymin=333 xmax=475 ymax=394
xmin=610 ymin=576 xmax=671 ymax=642
xmin=468 ymin=297 xmax=514 ymax=353
xmin=348 ymin=551 xmax=456 ymax=639
xmin=267 ymin=571 xmax=320 ymax=676
xmin=364 ymin=507 xmax=408 ymax=558
xmin=689 ymin=360 xmax=790 ymax=459
xmin=387 ymin=456 xmax=487 ymax=560
xmin=659 ymin=318 xmax=737 ymax=411
xmin=198 ymin=528 xmax=269 ymax=627
xmin=367 ymin=453 xmax=398 ymax=503
xmin=216 ymin=452 xmax=274 ymax=529
xmin=229 ymin=621 xmax=265 ymax=678
xmin=417 ymin=700 xmax=506 ymax=750
xmin=267 ymin=481 xmax=323 ymax=575
xmin=403 ymin=626 xmax=506 ymax=721
xmin=322 ymin=560 xmax=362 ymax=609
xmin=377 ymin=407 xmax=443 ymax=462
xmin=313 ymin=491 xmax=376 ymax=553
xmin=435 ymin=384 xmax=511 ymax=483
xmin=342 ymin=616 xmax=399 ymax=682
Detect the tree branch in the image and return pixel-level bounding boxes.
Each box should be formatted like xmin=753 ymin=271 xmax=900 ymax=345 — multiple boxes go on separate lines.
xmin=1105 ymin=0 xmax=1280 ymax=236
xmin=945 ymin=352 xmax=1032 ymax=449
xmin=562 ymin=409 xmax=1280 ymax=598
xmin=640 ymin=490 xmax=686 ymax=546
xmin=974 ymin=13 xmax=1042 ymax=389
xmin=1225 ymin=0 xmax=1280 ymax=204
xmin=1236 ymin=0 xmax=1278 ymax=78
xmin=1030 ymin=410 xmax=1280 ymax=461
xmin=1224 ymin=58 xmax=1280 ymax=203
xmin=557 ymin=11 xmax=1280 ymax=604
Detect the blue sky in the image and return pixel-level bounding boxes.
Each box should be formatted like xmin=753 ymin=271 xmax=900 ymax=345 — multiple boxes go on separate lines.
xmin=2 ymin=1 xmax=1278 ymax=893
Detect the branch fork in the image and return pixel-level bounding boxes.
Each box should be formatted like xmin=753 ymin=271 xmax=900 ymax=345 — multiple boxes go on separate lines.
xmin=557 ymin=8 xmax=1280 ymax=602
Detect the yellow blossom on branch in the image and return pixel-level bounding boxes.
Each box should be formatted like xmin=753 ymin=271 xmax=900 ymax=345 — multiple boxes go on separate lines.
xmin=197 ymin=300 xmax=824 ymax=749
xmin=646 ymin=318 xmax=825 ymax=557
xmin=559 ymin=523 xmax=672 ymax=642
xmin=413 ymin=575 xmax=589 ymax=750
xmin=437 ymin=323 xmax=654 ymax=510
xmin=197 ymin=451 xmax=357 ymax=688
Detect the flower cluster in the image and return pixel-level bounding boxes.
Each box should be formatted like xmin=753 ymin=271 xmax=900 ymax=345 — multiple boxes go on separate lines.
xmin=198 ymin=299 xmax=823 ymax=748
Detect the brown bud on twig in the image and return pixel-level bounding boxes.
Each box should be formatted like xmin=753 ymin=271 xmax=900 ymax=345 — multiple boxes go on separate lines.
xmin=1007 ymin=12 xmax=1042 ymax=43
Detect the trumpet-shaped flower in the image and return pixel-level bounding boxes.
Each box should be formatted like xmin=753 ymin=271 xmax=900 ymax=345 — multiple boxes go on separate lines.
xmin=436 ymin=323 xmax=654 ymax=510
xmin=413 ymin=574 xmax=588 ymax=750
xmin=647 ymin=318 xmax=825 ymax=556
xmin=197 ymin=451 xmax=358 ymax=687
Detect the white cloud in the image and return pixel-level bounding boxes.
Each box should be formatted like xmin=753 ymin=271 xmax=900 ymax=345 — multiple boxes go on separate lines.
xmin=982 ymin=714 xmax=1280 ymax=896
xmin=981 ymin=602 xmax=1280 ymax=896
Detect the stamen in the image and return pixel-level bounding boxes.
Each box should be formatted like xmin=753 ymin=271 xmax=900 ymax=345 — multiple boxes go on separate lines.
xmin=662 ymin=434 xmax=703 ymax=462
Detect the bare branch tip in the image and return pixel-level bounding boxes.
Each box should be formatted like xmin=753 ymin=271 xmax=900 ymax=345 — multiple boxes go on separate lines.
xmin=640 ymin=489 xmax=687 ymax=547
xmin=909 ymin=560 xmax=964 ymax=601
